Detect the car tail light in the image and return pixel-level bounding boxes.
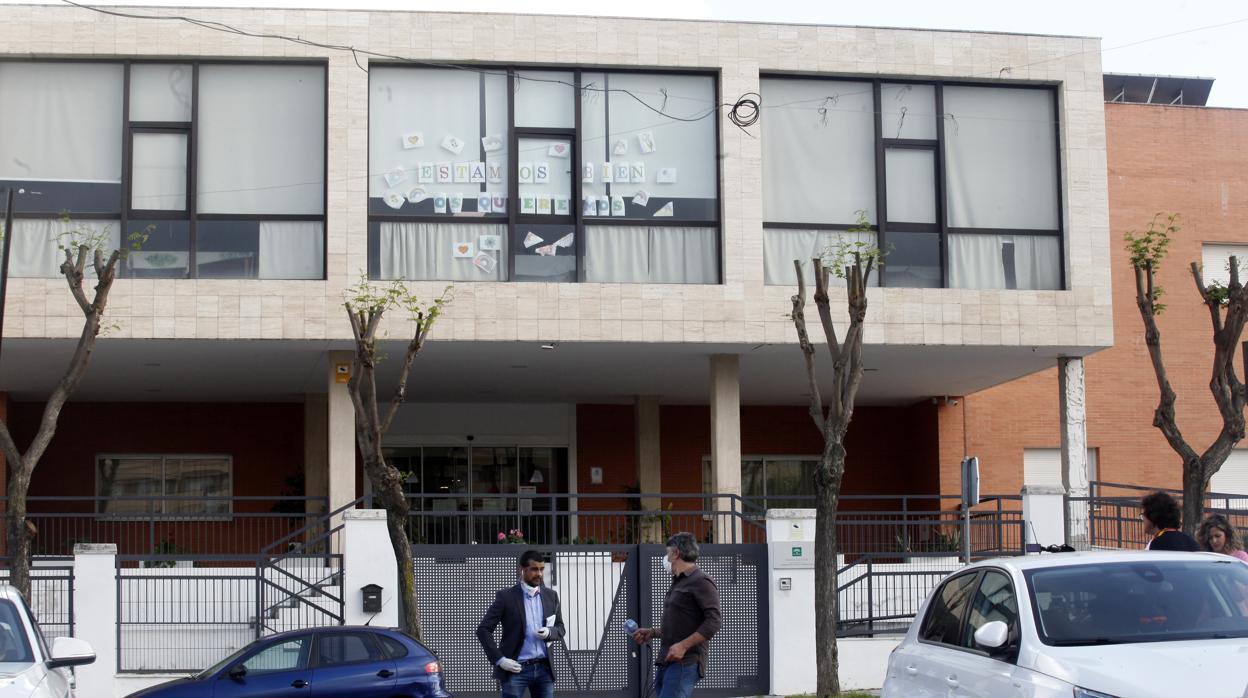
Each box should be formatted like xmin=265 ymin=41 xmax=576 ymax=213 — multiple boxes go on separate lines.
xmin=425 ymin=661 xmax=441 ymax=674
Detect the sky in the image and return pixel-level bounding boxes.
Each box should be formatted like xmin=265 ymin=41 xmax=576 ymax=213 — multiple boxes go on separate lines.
xmin=5 ymin=0 xmax=1248 ymax=107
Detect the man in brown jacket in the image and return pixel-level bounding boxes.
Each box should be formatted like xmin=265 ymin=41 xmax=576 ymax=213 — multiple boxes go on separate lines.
xmin=632 ymin=532 xmax=721 ymax=698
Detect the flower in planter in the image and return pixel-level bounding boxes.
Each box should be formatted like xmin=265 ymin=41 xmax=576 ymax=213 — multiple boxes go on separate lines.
xmin=497 ymin=529 xmax=527 ymax=544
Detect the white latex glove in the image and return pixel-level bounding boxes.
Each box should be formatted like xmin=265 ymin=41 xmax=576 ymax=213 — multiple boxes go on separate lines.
xmin=537 ymin=627 xmax=551 ymax=640
xmin=498 ymin=658 xmax=523 ymax=673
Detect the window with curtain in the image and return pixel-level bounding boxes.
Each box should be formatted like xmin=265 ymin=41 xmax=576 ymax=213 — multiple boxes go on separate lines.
xmin=761 ymin=77 xmax=1062 ymax=289
xmin=3 ymin=60 xmax=326 ymax=280
xmin=368 ymin=66 xmax=721 ymax=284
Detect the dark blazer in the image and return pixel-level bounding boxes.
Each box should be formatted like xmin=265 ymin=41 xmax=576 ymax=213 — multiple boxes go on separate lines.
xmin=1148 ymin=529 xmax=1201 ymax=552
xmin=477 ymin=584 xmax=566 ymax=680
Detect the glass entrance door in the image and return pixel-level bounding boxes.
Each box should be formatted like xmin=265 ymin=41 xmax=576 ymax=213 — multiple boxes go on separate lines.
xmin=382 ymin=445 xmax=567 ymax=544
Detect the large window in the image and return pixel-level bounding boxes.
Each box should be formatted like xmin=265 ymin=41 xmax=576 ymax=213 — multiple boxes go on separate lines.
xmin=761 ymin=77 xmax=1062 ymax=289
xmin=0 ymin=60 xmax=326 ymax=280
xmin=367 ymin=67 xmax=720 ymax=284
xmin=96 ymin=454 xmax=232 ymax=516
xmin=702 ymin=456 xmax=817 ymax=510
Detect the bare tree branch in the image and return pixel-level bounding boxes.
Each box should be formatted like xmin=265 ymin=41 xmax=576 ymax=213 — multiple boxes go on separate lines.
xmin=791 ymin=260 xmax=825 ymax=431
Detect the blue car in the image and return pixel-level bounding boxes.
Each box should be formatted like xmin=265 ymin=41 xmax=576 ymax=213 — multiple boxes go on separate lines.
xmin=126 ymin=626 xmax=450 ymax=697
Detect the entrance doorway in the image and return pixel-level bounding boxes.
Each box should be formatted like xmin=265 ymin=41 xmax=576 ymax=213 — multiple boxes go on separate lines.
xmin=383 ymin=445 xmax=569 ymax=544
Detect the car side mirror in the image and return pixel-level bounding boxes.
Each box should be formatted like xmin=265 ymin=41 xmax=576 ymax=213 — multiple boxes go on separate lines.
xmin=46 ymin=637 xmax=95 ymax=669
xmin=973 ymin=620 xmax=1009 ymax=650
xmin=229 ymin=665 xmax=248 ymax=680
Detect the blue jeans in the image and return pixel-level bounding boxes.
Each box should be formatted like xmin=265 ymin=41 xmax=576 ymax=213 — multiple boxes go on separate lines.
xmin=501 ymin=660 xmax=555 ymax=698
xmin=653 ymin=662 xmax=700 ymax=698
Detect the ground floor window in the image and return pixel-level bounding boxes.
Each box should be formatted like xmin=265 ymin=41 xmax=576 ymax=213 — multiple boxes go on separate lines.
xmin=95 ymin=454 xmax=231 ymax=516
xmin=703 ymin=456 xmax=818 ymax=510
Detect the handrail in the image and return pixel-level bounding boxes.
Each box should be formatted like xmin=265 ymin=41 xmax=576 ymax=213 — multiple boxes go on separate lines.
xmin=260 ymin=497 xmax=364 ymax=556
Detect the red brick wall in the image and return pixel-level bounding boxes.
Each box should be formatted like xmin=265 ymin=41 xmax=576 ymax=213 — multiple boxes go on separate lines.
xmin=7 ymin=402 xmax=304 ymax=509
xmin=947 ymin=102 xmax=1248 ymax=497
xmin=576 ymin=402 xmax=942 ymax=507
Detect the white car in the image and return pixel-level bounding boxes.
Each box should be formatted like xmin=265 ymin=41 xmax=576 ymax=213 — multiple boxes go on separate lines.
xmin=882 ymin=551 xmax=1248 ymax=698
xmin=0 ymin=584 xmax=95 ymax=697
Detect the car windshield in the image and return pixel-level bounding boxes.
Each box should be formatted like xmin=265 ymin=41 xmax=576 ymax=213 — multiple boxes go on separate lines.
xmin=0 ymin=601 xmax=35 ymax=665
xmin=1025 ymin=559 xmax=1248 ymax=646
xmin=195 ymin=643 xmax=253 ymax=679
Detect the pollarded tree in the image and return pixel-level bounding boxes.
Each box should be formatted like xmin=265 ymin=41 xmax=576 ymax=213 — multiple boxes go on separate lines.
xmin=343 ymin=276 xmax=451 ymax=639
xmin=789 ymin=212 xmax=882 ymax=697
xmin=0 ymin=217 xmax=139 ymax=599
xmin=1126 ymin=212 xmax=1248 ymax=533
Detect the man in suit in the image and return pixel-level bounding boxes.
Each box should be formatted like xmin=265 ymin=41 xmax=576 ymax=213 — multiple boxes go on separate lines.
xmin=477 ymin=549 xmax=566 ymax=698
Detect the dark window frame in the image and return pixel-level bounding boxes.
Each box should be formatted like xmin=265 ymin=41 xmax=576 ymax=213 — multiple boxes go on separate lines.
xmin=917 ymin=569 xmax=983 ymax=650
xmin=760 ymin=75 xmax=1065 ymax=290
xmin=365 ymin=63 xmax=724 ymax=284
xmin=0 ymin=57 xmax=329 ymax=280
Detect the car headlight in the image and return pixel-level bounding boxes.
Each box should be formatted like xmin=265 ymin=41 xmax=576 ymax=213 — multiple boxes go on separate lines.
xmin=1074 ymin=688 xmax=1121 ymax=698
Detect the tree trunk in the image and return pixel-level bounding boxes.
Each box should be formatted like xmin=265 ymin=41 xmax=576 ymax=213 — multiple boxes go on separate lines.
xmin=813 ymin=441 xmax=845 ymax=698
xmin=1182 ymin=461 xmax=1207 ymax=535
xmin=6 ymin=470 xmax=31 ymax=600
xmin=361 ymin=442 xmax=422 ymax=640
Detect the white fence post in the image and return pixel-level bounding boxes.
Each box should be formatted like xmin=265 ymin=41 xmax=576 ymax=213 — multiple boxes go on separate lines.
xmin=1022 ymin=485 xmax=1068 ymax=551
xmin=343 ymin=510 xmax=400 ymax=627
xmin=72 ymin=543 xmax=116 ymax=698
xmin=766 ymin=509 xmax=817 ymax=696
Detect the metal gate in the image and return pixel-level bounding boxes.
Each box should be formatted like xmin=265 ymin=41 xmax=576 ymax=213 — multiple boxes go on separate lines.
xmin=412 ymin=544 xmax=768 ymax=698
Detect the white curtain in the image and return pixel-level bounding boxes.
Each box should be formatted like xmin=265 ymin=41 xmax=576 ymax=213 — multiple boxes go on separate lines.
xmin=884 ymin=149 xmax=936 ymax=224
xmin=197 ymin=64 xmax=324 ymax=215
xmin=584 ymin=226 xmax=717 ymax=283
xmin=131 ymin=133 xmax=187 ymax=211
xmin=943 ymin=86 xmax=1058 ymax=230
xmin=760 ymin=78 xmax=876 ymax=224
xmin=947 ymin=233 xmax=1061 ymax=290
xmin=9 ymin=219 xmax=120 ymax=278
xmin=379 ymin=222 xmax=507 ymax=281
xmin=258 ymin=221 xmax=324 ymax=279
xmin=128 ymin=64 xmax=192 ymax=122
xmin=881 ymin=84 xmax=936 ymax=140
xmin=0 ymin=62 xmax=123 ymax=182
xmin=514 ymin=71 xmax=575 ymax=128
xmin=369 ymin=68 xmax=506 ymax=202
xmin=763 ymin=228 xmax=880 ymax=286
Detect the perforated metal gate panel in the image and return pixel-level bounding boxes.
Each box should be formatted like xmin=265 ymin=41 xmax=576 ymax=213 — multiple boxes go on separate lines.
xmin=638 ymin=545 xmax=769 ymax=698
xmin=412 ymin=544 xmax=767 ymax=698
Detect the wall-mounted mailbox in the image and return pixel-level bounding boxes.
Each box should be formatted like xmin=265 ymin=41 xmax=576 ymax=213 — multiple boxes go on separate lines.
xmin=362 ymin=584 xmax=383 ymax=613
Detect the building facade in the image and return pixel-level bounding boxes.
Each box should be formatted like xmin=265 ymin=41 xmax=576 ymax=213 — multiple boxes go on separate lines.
xmin=0 ymin=6 xmax=1112 ymax=552
xmin=951 ymin=90 xmax=1248 ymax=502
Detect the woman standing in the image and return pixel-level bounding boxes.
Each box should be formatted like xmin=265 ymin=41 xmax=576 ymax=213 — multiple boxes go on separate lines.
xmin=1197 ymin=513 xmax=1248 ymax=562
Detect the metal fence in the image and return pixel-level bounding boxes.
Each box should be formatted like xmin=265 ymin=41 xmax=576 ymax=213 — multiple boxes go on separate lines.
xmin=114 ymin=499 xmax=352 ymax=673
xmin=0 ymin=563 xmax=74 ymax=642
xmin=2 ymin=495 xmax=328 ymax=559
xmin=836 ymin=554 xmax=962 ymax=637
xmin=403 ymin=491 xmax=1025 ymax=555
xmin=1068 ymin=481 xmax=1248 ymax=550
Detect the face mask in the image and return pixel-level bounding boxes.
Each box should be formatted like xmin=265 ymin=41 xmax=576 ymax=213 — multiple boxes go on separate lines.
xmin=662 ymin=553 xmax=674 ymax=574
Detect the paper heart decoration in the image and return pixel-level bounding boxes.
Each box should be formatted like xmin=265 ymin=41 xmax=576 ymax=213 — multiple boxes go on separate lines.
xmin=402 ymin=132 xmax=424 ymax=149
xmin=457 ymin=243 xmax=471 ymax=255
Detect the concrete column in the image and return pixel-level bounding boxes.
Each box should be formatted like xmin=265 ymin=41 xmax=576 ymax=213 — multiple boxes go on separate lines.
xmin=710 ymin=355 xmax=742 ymax=543
xmin=1021 ymin=485 xmax=1066 ymax=552
xmin=635 ymin=396 xmax=663 ymax=543
xmin=328 ymin=350 xmax=357 ymax=515
xmin=1059 ymin=357 xmax=1090 ymax=548
xmin=304 ymin=393 xmax=329 ymax=515
xmin=342 ymin=510 xmax=400 ymax=627
xmin=73 ymin=543 xmax=117 ymax=698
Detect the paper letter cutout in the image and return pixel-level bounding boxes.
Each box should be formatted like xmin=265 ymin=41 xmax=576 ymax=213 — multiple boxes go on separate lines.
xmin=491 ymin=195 xmax=507 ymax=213
xmin=602 ymin=162 xmax=614 ymax=183
xmin=487 ymin=161 xmax=503 ymax=183
xmin=582 ymin=162 xmax=595 ymax=183
xmin=433 ymin=193 xmax=447 ymax=214
xmin=554 ymin=197 xmax=570 ymax=216
xmin=470 ymin=162 xmax=486 ymax=183
xmin=638 ymin=131 xmax=656 ymax=154
xmin=611 ymin=196 xmax=626 ymax=217
xmin=453 ymin=163 xmax=471 ymax=183
xmin=521 ymin=196 xmax=537 ymax=215
xmin=449 ymin=193 xmax=464 ymax=214
xmin=477 ymin=194 xmax=492 ymax=213
xmin=613 ymin=139 xmax=628 ymax=155
xmin=630 ymin=162 xmax=645 ymax=183
xmin=418 ymin=163 xmax=435 ymax=183
xmin=537 ymin=195 xmax=552 ymax=215
xmin=597 ymin=196 xmax=610 ymax=216
xmin=518 ymin=163 xmax=534 ymax=184
xmin=535 ymin=162 xmax=550 ymax=184
xmin=441 ymin=134 xmax=465 ymax=154
xmin=437 ymin=163 xmax=452 ymax=183
xmin=583 ymin=197 xmax=597 ymax=216
xmin=384 ymin=167 xmax=407 ymax=188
